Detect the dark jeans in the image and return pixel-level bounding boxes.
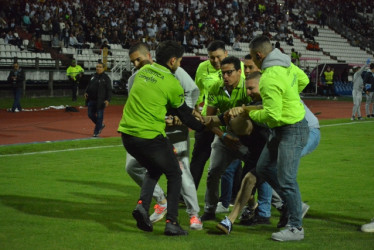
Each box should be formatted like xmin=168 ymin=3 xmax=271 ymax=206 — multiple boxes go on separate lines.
xmin=190 ymin=130 xmax=215 ymax=189
xmin=71 ymin=79 xmax=78 ymax=101
xmin=121 ymin=133 xmax=182 ymax=222
xmin=87 ymin=101 xmax=104 ymax=134
xmin=12 ymin=87 xmax=22 ymax=111
xmin=219 ymin=159 xmax=242 ymax=208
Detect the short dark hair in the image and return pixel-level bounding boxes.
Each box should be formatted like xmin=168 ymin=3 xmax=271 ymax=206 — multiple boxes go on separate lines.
xmin=245 ymin=71 xmax=262 ymax=81
xmin=221 ymin=56 xmax=241 ymax=70
xmin=207 ymin=40 xmax=226 ymax=52
xmin=244 ymin=54 xmax=252 ymax=60
xmin=155 ymin=40 xmax=184 ymax=66
xmin=249 ymin=35 xmax=272 ymax=54
xmin=129 ymin=42 xmax=150 ymax=56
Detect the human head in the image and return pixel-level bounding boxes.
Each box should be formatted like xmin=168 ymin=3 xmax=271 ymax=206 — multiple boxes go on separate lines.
xmin=207 ymin=40 xmax=228 ymax=70
xmin=243 ymin=54 xmax=260 ymax=77
xmin=128 ymin=42 xmax=153 ymax=69
xmin=71 ymin=59 xmax=76 ymax=66
xmin=155 ymin=40 xmax=184 ymax=73
xmin=249 ymin=35 xmax=273 ymax=69
xmin=13 ymin=62 xmax=19 ymax=70
xmin=96 ymin=62 xmax=105 ymax=74
xmin=220 ymin=56 xmax=242 ymax=89
xmin=245 ymin=71 xmax=262 ymax=102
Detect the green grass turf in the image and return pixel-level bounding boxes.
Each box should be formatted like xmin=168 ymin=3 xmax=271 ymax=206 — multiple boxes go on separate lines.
xmin=0 ymin=119 xmax=374 ymax=249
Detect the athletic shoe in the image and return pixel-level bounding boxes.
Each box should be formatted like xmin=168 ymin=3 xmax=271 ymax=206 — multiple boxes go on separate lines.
xmin=240 ymin=212 xmax=270 ymax=226
xmin=216 ymin=216 xmax=232 ymax=235
xmin=200 ymin=212 xmax=216 ymax=222
xmin=164 ymin=220 xmax=188 ymax=236
xmin=93 ymin=134 xmax=99 ymax=137
xmin=371 ymin=114 xmax=374 ymax=118
xmin=333 ymin=96 xmax=338 ymax=100
xmin=361 ymin=219 xmax=374 ymax=233
xmin=189 ymin=215 xmax=203 ymax=230
xmin=132 ymin=201 xmax=153 ymax=232
xmin=301 ymin=203 xmax=310 ymax=218
xmin=272 ymin=226 xmax=304 ymax=241
xmin=351 ymin=116 xmax=355 ymax=121
xmin=327 ymin=96 xmax=330 ymax=100
xmin=367 ymin=115 xmax=371 ymax=118
xmin=239 ymin=206 xmax=257 ymax=224
xmin=216 ymin=202 xmax=229 ymax=214
xmin=358 ymin=117 xmax=364 ymax=121
xmin=277 ymin=205 xmax=289 ymax=228
xmin=149 ymin=203 xmax=167 ymax=223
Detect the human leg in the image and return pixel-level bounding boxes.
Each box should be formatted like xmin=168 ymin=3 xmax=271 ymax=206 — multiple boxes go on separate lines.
xmin=190 ymin=130 xmax=215 ymax=189
xmin=87 ymin=101 xmax=97 ymax=125
xmin=275 ymin=119 xmax=308 ymax=228
xmin=94 ymin=108 xmax=104 ymax=135
xmin=218 ymin=159 xmax=242 ymax=210
xmin=365 ymin=93 xmax=373 ymax=117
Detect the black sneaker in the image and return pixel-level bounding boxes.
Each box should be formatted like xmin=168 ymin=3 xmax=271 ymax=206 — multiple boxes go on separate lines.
xmin=240 ymin=212 xmax=270 ymax=226
xmin=132 ymin=202 xmax=153 ymax=232
xmin=239 ymin=206 xmax=256 ymax=223
xmin=200 ymin=212 xmax=216 ymax=222
xmin=164 ymin=220 xmax=188 ymax=236
xmin=277 ymin=205 xmax=289 ymax=228
xmin=371 ymin=114 xmax=374 ymax=118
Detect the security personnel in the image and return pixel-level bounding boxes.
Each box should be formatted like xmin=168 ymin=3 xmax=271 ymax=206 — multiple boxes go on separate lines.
xmin=66 ymin=59 xmax=84 ymax=101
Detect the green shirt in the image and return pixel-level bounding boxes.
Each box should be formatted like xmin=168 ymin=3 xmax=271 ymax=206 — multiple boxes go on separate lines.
xmin=195 ymin=60 xmax=245 ymax=115
xmin=207 ymin=76 xmax=251 ymax=113
xmin=249 ymin=63 xmax=309 ymax=128
xmin=66 ymin=65 xmax=84 ymax=81
xmin=117 ymin=63 xmax=185 ymax=139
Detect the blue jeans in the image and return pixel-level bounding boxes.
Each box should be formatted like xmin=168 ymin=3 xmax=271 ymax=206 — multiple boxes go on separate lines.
xmin=257 ymin=181 xmax=272 ymax=217
xmin=219 ymin=159 xmax=242 ymax=208
xmin=301 ymin=128 xmax=320 ymax=157
xmin=87 ymin=101 xmax=104 ymax=134
xmin=12 ymin=88 xmax=22 ymax=111
xmin=256 ymin=118 xmax=308 ymax=227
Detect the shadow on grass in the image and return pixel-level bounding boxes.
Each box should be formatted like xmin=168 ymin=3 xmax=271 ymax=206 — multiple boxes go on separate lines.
xmin=0 ymin=179 xmax=142 ymax=232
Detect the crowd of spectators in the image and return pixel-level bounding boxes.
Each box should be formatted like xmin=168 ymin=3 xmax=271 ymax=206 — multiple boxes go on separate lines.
xmin=0 ymin=0 xmax=373 ymax=54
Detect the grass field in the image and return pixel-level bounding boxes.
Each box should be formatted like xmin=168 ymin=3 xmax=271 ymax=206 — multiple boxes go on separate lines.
xmin=1 ymin=115 xmax=374 ymax=249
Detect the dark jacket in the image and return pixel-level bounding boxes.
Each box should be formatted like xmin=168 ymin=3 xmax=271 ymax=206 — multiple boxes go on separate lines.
xmin=362 ymin=70 xmax=374 ymax=92
xmin=7 ymin=68 xmax=25 ymax=89
xmin=85 ymin=72 xmax=112 ymax=109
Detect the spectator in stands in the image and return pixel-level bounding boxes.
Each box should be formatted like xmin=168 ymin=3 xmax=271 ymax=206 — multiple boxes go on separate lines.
xmin=363 ymin=63 xmax=374 ymax=118
xmin=232 ymin=37 xmax=242 ymax=51
xmin=51 ymin=33 xmax=61 ymax=50
xmin=84 ymin=61 xmax=112 ymax=137
xmin=34 ymin=37 xmax=44 ymax=52
xmin=291 ymin=48 xmax=300 ymax=67
xmin=7 ymin=62 xmax=25 ymax=113
xmin=66 ymin=59 xmax=84 ymax=101
xmin=275 ymin=41 xmax=284 ymax=53
xmin=286 ymin=35 xmax=294 ymax=46
xmin=323 ymin=66 xmax=336 ymax=100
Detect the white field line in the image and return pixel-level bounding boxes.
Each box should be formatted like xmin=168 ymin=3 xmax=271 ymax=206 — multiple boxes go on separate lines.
xmin=1 ymin=121 xmax=374 ymax=157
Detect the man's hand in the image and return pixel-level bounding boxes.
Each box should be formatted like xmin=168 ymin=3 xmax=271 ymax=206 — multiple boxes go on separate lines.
xmin=192 ymin=109 xmax=204 ymax=123
xmin=84 ymin=93 xmax=88 ymax=100
xmin=165 ymin=116 xmax=174 ymax=126
xmin=229 ymin=106 xmax=245 ymax=118
xmin=172 ymin=116 xmax=183 ymax=126
xmin=104 ymin=100 xmax=109 ymax=107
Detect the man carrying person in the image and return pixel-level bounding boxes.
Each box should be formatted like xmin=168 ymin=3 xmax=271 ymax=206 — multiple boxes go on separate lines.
xmin=124 ymin=42 xmax=203 ymax=230
xmin=118 ymin=41 xmax=205 ymax=236
xmin=247 ymin=35 xmax=309 ymax=241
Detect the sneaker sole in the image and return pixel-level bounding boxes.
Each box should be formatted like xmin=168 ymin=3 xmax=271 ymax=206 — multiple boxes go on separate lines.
xmin=190 ymin=224 xmax=203 ymax=230
xmin=164 ymin=229 xmax=188 ymax=236
xmin=271 ymin=234 xmax=304 ymax=241
xmin=132 ymin=209 xmax=153 ymax=232
xmin=216 ymin=223 xmax=231 ymax=234
xmin=301 ymin=204 xmax=310 ymax=218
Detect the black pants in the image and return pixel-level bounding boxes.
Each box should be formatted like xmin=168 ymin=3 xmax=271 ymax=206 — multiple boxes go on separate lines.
xmin=189 ymin=130 xmax=215 ymax=190
xmin=121 ymin=133 xmax=182 ymax=222
xmin=71 ymin=79 xmax=78 ymax=101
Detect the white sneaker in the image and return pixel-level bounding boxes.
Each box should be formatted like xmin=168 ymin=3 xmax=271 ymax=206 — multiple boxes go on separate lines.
xmin=216 ymin=202 xmax=229 ymax=214
xmin=190 ymin=215 xmax=203 ymax=230
xmin=149 ymin=203 xmax=167 ymax=223
xmin=351 ymin=116 xmax=355 ymax=121
xmin=333 ymin=96 xmax=338 ymax=100
xmin=272 ymin=226 xmax=304 ymax=241
xmin=301 ymin=203 xmax=310 ymax=218
xmin=361 ymin=219 xmax=374 ymax=233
